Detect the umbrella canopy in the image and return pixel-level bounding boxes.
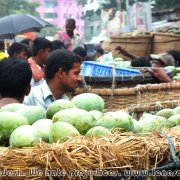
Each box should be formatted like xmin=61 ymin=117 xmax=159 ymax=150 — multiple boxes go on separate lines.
xmin=0 ymin=14 xmax=52 ymax=39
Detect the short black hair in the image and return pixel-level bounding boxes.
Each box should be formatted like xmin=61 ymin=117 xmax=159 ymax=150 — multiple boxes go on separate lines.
xmin=32 ymin=37 xmax=52 ymax=56
xmin=45 ymin=49 xmax=81 ymax=80
xmin=66 ymin=18 xmax=76 ymax=26
xmin=0 ymin=58 xmax=32 ymax=98
xmin=52 ymin=40 xmax=65 ymax=50
xmin=131 ymin=57 xmax=151 ymax=67
xmin=73 ymin=47 xmax=87 ymax=59
xmin=7 ymin=42 xmax=28 ymax=57
xmin=96 ymin=48 xmax=104 ymax=55
xmin=167 ymin=49 xmax=180 ymax=67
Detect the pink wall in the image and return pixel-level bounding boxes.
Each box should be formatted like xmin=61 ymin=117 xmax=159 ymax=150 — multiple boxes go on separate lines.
xmin=32 ymin=0 xmax=84 ymax=37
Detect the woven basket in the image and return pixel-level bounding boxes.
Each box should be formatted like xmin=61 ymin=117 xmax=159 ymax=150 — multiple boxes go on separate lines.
xmin=152 ymin=33 xmax=180 ymax=54
xmin=110 ymin=35 xmax=153 ymax=59
xmin=71 ymin=82 xmax=180 ymax=112
xmin=127 ymin=99 xmax=180 ymax=120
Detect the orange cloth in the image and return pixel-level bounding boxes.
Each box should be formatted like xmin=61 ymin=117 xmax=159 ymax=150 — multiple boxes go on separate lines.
xmin=28 ymin=57 xmax=45 ymax=82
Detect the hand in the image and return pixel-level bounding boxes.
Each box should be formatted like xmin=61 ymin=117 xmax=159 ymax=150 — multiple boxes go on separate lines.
xmin=115 ymin=46 xmax=127 ymax=54
xmin=115 ymin=46 xmax=136 ymax=59
xmin=145 ymin=68 xmax=172 ymax=83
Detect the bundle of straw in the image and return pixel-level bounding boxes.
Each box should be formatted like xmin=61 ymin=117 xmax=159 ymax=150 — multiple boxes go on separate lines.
xmin=0 ymin=131 xmax=179 ymax=180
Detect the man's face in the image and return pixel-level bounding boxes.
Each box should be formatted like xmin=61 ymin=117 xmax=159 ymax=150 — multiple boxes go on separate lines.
xmin=61 ymin=62 xmax=82 ymax=92
xmin=151 ymin=59 xmax=165 ymax=67
xmin=65 ymin=22 xmax=75 ymax=37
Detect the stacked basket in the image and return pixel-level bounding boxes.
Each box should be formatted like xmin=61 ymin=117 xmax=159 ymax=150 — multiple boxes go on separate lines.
xmin=152 ymin=32 xmax=180 ymax=54
xmin=110 ymin=35 xmax=153 ymax=59
xmin=110 ymin=33 xmax=180 ymax=59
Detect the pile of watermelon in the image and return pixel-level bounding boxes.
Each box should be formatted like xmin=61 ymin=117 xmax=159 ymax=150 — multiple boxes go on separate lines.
xmin=0 ymin=93 xmax=179 ymax=148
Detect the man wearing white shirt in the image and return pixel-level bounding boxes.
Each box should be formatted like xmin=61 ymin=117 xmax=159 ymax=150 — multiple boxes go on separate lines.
xmin=24 ymin=49 xmax=82 ymax=109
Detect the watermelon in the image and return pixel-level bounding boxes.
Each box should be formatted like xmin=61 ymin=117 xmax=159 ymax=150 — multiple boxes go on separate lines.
xmin=49 ymin=121 xmax=80 ymax=143
xmin=9 ymin=125 xmax=38 ymax=147
xmin=52 ymin=108 xmax=95 ymax=134
xmin=137 ymin=115 xmax=171 ymax=133
xmin=85 ymin=126 xmax=111 ymax=138
xmin=32 ymin=119 xmax=52 ymax=142
xmin=96 ymin=110 xmax=133 ymax=131
xmin=46 ymin=99 xmax=76 ymax=119
xmin=71 ymin=93 xmax=104 ymax=111
xmin=156 ymin=109 xmax=174 ymax=119
xmin=0 ymin=112 xmax=28 ymax=141
xmin=168 ymin=114 xmax=180 ymax=127
xmin=0 ymin=103 xmax=27 ymax=112
xmin=16 ymin=106 xmax=46 ymax=125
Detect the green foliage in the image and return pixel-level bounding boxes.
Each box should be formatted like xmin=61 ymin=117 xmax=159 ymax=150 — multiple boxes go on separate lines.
xmin=0 ymin=0 xmax=40 ymax=17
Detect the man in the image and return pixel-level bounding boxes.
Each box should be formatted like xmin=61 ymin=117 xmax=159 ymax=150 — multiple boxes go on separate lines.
xmin=96 ymin=48 xmax=104 ymax=58
xmin=28 ymin=37 xmax=52 ymax=87
xmin=150 ymin=53 xmax=175 ymax=67
xmin=0 ymin=40 xmax=8 ymax=60
xmin=0 ymin=58 xmax=32 ymax=108
xmin=7 ymin=42 xmax=28 ymax=60
xmin=73 ymin=46 xmax=87 ymax=61
xmin=20 ymin=38 xmax=33 ymax=58
xmin=116 ymin=46 xmax=178 ymax=67
xmin=52 ymin=40 xmax=65 ymax=50
xmin=54 ymin=18 xmax=84 ymax=51
xmin=23 ymin=49 xmax=82 ymax=109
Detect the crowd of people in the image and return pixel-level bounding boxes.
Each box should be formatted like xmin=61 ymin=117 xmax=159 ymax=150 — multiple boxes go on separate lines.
xmin=0 ymin=18 xmax=180 ymax=109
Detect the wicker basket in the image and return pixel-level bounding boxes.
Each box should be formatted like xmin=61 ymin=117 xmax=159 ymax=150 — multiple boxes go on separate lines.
xmin=127 ymin=99 xmax=180 ymax=120
xmin=71 ymin=82 xmax=180 ymax=112
xmin=110 ymin=35 xmax=153 ymax=59
xmin=152 ymin=33 xmax=180 ymax=54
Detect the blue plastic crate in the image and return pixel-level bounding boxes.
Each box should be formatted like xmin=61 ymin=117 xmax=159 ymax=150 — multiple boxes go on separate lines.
xmin=81 ymin=61 xmax=141 ymax=76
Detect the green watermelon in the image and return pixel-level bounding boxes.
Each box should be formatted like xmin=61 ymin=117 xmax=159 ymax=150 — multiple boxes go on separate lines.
xmin=96 ymin=110 xmax=133 ymax=132
xmin=10 ymin=125 xmax=38 ymax=147
xmin=16 ymin=106 xmax=46 ymax=125
xmin=0 ymin=112 xmax=28 ymax=141
xmin=0 ymin=103 xmax=28 ymax=112
xmin=49 ymin=121 xmax=80 ymax=143
xmin=46 ymin=99 xmax=76 ymax=119
xmin=32 ymin=119 xmax=52 ymax=142
xmin=85 ymin=126 xmax=112 ymax=138
xmin=71 ymin=93 xmax=104 ymax=111
xmin=156 ymin=109 xmax=174 ymax=119
xmin=52 ymin=108 xmax=95 ymax=134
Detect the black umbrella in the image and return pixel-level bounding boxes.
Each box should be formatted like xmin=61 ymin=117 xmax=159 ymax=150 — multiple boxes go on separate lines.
xmin=0 ymin=14 xmax=53 ymax=39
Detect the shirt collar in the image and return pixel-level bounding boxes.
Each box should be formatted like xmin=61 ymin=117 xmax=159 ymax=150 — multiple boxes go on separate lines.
xmin=41 ymin=81 xmax=55 ymax=101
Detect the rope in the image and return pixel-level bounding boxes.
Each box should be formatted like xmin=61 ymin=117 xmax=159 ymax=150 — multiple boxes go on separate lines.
xmin=81 ymin=76 xmax=91 ymax=92
xmin=109 ymin=65 xmax=116 ymax=111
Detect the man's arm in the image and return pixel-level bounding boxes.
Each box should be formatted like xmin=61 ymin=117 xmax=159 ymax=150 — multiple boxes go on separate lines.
xmin=146 ymin=68 xmax=172 ymax=83
xmin=115 ymin=46 xmax=137 ymax=59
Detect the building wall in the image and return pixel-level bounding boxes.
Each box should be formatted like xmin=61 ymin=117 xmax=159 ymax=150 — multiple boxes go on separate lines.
xmin=32 ymin=0 xmax=84 ymax=37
